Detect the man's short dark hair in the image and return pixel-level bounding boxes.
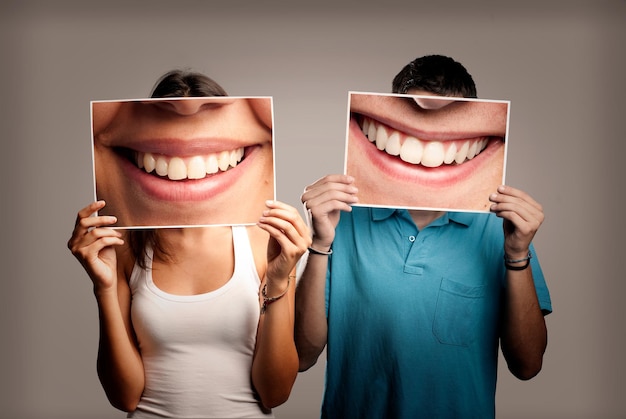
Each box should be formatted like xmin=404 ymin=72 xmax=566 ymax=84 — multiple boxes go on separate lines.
xmin=392 ymin=55 xmax=477 ymax=98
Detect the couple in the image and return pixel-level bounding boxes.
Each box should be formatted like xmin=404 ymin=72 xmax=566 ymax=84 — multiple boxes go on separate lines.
xmin=68 ymin=55 xmax=551 ymax=418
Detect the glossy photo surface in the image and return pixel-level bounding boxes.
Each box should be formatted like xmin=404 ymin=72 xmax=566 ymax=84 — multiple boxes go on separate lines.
xmin=91 ymin=97 xmax=275 ymax=228
xmin=345 ymin=92 xmax=509 ymax=212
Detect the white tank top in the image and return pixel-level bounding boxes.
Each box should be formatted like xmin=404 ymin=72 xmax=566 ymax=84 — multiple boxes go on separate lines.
xmin=127 ymin=226 xmax=273 ymax=418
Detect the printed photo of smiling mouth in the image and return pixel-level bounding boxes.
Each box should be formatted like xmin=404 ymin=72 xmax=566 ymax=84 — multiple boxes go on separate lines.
xmin=91 ymin=97 xmax=275 ymax=228
xmin=345 ymin=92 xmax=509 ymax=212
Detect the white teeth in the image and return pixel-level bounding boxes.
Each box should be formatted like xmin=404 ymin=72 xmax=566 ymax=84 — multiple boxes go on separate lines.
xmin=217 ymin=150 xmax=230 ymax=172
xmin=167 ymin=157 xmax=186 ymax=180
xmin=455 ymin=141 xmax=469 ymax=164
xmin=386 ymin=131 xmax=401 ymax=156
xmin=230 ymin=148 xmax=243 ymax=167
xmin=444 ymin=142 xmax=457 ymax=164
xmin=206 ymin=154 xmax=219 ymax=174
xmin=155 ymin=156 xmax=168 ymax=177
xmin=400 ymin=138 xmax=423 ymax=164
xmin=135 ymin=148 xmax=245 ymax=180
xmin=421 ymin=141 xmax=445 ymax=168
xmin=467 ymin=141 xmax=478 ymax=160
xmin=360 ymin=117 xmax=490 ymax=168
xmin=187 ymin=156 xmax=206 ymax=180
xmin=375 ymin=126 xmax=389 ymax=151
xmin=143 ymin=153 xmax=156 ymax=173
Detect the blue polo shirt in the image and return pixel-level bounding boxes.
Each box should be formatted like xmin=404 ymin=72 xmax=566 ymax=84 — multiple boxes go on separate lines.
xmin=322 ymin=207 xmax=551 ymax=419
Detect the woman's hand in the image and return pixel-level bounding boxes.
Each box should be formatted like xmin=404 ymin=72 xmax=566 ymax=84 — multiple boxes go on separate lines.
xmin=489 ymin=185 xmax=544 ymax=259
xmin=67 ymin=201 xmax=124 ymax=293
xmin=257 ymin=200 xmax=312 ymax=285
xmin=300 ymin=174 xmax=358 ymax=251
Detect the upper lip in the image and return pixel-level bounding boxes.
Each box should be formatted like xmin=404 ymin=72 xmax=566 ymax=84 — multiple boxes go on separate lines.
xmin=95 ymin=100 xmax=270 ymax=157
xmin=105 ymin=136 xmax=257 ymax=157
xmin=349 ymin=93 xmax=508 ymax=142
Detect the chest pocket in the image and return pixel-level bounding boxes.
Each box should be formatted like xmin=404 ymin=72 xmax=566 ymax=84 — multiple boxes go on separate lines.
xmin=433 ymin=278 xmax=486 ymax=347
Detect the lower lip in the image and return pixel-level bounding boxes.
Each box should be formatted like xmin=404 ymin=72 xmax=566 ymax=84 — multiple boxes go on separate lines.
xmin=119 ymin=147 xmax=258 ymax=202
xmin=348 ymin=118 xmax=504 ymax=188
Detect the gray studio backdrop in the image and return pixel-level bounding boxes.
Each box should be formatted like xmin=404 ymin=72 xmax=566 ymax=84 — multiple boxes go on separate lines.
xmin=2 ymin=1 xmax=624 ymax=418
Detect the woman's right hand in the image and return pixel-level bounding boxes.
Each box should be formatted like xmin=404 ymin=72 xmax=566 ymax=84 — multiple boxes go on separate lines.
xmin=300 ymin=174 xmax=358 ymax=250
xmin=67 ymin=201 xmax=124 ymax=293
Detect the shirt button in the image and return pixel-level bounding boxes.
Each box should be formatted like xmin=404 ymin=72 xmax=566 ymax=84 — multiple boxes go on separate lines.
xmin=409 ymin=235 xmax=416 ymax=242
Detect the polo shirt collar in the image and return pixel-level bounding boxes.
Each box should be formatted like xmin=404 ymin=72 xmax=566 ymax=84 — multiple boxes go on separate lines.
xmin=371 ymin=207 xmax=397 ymax=221
xmin=447 ymin=212 xmax=474 ymax=227
xmin=370 ymin=207 xmax=474 ymax=227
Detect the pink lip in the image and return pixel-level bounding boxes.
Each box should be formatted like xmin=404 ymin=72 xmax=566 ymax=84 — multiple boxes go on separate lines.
xmin=349 ymin=117 xmax=504 ymax=189
xmin=115 ymin=136 xmax=250 ymax=155
xmin=118 ymin=145 xmax=258 ymax=202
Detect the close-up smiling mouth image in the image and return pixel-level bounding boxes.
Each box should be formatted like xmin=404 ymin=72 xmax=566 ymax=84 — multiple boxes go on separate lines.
xmin=91 ymin=97 xmax=275 ymax=227
xmin=346 ymin=93 xmax=509 ymax=210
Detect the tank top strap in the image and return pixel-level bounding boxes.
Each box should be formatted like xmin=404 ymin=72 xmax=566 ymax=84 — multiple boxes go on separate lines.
xmin=231 ymin=225 xmax=262 ymax=287
xmin=128 ymin=245 xmax=154 ymax=290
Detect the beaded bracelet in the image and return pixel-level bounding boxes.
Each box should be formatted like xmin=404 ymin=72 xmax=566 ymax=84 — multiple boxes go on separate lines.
xmin=308 ymin=246 xmax=333 ymax=256
xmin=504 ymin=251 xmax=532 ymax=271
xmin=260 ymin=277 xmax=292 ymax=314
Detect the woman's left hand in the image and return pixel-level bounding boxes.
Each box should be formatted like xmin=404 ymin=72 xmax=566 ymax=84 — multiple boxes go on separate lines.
xmin=257 ymin=200 xmax=312 ymax=285
xmin=489 ymin=185 xmax=544 ymax=259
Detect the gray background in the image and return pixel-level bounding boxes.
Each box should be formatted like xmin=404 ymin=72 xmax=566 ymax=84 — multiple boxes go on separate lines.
xmin=2 ymin=1 xmax=624 ymax=418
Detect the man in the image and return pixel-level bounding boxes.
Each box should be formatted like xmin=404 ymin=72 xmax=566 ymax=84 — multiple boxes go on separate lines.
xmin=295 ymin=55 xmax=551 ymax=418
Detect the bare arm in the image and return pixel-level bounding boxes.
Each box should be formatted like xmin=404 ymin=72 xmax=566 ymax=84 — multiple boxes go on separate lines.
xmin=68 ymin=201 xmax=145 ymax=411
xmin=252 ymin=201 xmax=311 ymax=408
xmin=490 ymin=186 xmax=548 ymax=380
xmin=295 ymin=175 xmax=358 ymax=371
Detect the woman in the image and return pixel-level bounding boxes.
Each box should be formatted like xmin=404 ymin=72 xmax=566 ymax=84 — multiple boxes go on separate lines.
xmin=68 ymin=70 xmax=311 ymax=418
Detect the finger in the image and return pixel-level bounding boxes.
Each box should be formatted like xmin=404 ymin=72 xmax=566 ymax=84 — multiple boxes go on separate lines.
xmin=263 ymin=201 xmax=311 ymax=234
xmin=72 ymin=235 xmax=124 ymax=262
xmin=491 ymin=199 xmax=544 ymax=226
xmin=491 ymin=204 xmax=543 ymax=241
xmin=308 ymin=196 xmax=354 ymax=220
xmin=69 ymin=226 xmax=123 ymax=252
xmin=75 ymin=201 xmax=106 ymax=226
xmin=491 ymin=207 xmax=542 ymax=235
xmin=259 ymin=211 xmax=307 ymax=246
xmin=303 ymin=187 xmax=358 ymax=213
xmin=257 ymin=223 xmax=300 ymax=263
xmin=302 ymin=185 xmax=356 ymax=208
xmin=305 ymin=174 xmax=354 ymax=191
xmin=301 ymin=176 xmax=357 ymax=204
xmin=259 ymin=208 xmax=312 ymax=251
xmin=73 ymin=215 xmax=119 ymax=242
xmin=71 ymin=219 xmax=122 ymax=243
xmin=490 ymin=185 xmax=543 ymax=212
